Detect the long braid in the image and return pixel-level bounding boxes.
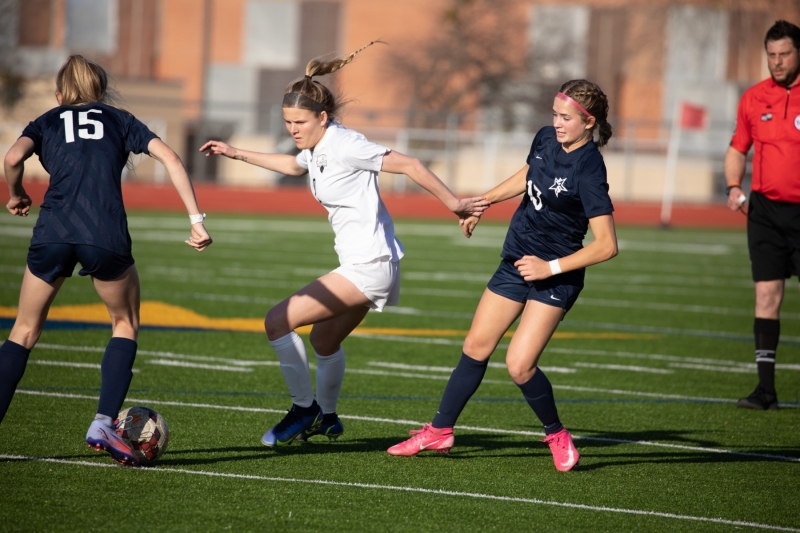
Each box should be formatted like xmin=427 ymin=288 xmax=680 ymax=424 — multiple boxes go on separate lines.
xmin=559 ymin=80 xmax=613 ymax=147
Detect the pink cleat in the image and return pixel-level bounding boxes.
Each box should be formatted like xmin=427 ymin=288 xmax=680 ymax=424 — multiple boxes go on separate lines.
xmin=387 ymin=424 xmax=454 ymax=456
xmin=543 ymin=428 xmax=580 ymax=472
xmin=85 ymin=420 xmax=139 ymax=466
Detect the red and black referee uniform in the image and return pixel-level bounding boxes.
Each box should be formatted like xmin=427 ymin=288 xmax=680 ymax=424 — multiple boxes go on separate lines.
xmin=730 ymin=75 xmax=800 ymax=405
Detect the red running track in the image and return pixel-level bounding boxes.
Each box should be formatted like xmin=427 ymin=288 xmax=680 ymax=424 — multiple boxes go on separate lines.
xmin=1 ymin=181 xmax=746 ymax=229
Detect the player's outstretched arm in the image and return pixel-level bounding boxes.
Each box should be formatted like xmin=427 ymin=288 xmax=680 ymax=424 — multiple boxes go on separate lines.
xmin=198 ymin=140 xmax=306 ymax=176
xmin=380 ymin=150 xmax=488 ymax=218
xmin=458 ymin=164 xmax=530 ymax=238
xmin=514 ymin=214 xmax=618 ymax=281
xmin=147 ymin=138 xmax=212 ymax=252
xmin=481 ymin=164 xmax=529 ymax=205
xmin=4 ymin=137 xmax=35 ymax=217
xmin=724 ymin=146 xmax=748 ymax=212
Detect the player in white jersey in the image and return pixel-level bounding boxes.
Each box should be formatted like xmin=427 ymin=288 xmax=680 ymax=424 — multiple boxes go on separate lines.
xmin=200 ymin=42 xmax=488 ymax=447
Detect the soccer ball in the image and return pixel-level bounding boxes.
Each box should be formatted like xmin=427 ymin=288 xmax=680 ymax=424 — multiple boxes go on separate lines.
xmin=116 ymin=406 xmax=170 ymax=465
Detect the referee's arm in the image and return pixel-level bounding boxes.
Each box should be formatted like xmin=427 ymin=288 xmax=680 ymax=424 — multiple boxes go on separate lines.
xmin=724 ymin=146 xmax=747 ymax=212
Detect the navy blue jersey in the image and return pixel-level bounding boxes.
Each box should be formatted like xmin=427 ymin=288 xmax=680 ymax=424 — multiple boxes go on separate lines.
xmin=501 ymin=126 xmax=613 ymax=285
xmin=21 ymin=102 xmax=158 ymax=255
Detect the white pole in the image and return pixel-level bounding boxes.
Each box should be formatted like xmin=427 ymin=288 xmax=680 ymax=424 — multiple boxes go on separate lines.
xmin=394 ymin=129 xmax=409 ymax=192
xmin=660 ymin=101 xmax=681 ymax=227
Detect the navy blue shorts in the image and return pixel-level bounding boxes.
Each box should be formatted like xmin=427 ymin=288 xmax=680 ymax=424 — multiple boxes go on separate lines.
xmin=487 ymin=259 xmax=582 ymax=313
xmin=27 ymin=244 xmax=135 ymax=283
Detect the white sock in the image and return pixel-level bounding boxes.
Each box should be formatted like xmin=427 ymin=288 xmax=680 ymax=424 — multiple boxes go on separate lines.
xmin=315 ymin=347 xmax=345 ymax=415
xmin=94 ymin=413 xmax=114 ymax=428
xmin=269 ymin=332 xmax=314 ymax=408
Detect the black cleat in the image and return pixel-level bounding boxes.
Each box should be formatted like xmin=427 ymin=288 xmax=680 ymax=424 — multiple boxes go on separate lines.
xmin=736 ymin=385 xmax=778 ymax=410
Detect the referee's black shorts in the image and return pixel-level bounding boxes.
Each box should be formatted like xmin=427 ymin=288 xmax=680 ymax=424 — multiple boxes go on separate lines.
xmin=747 ymin=191 xmax=800 ymax=281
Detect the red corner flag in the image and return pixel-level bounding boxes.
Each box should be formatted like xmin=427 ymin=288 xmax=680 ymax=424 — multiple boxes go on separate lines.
xmin=680 ymin=102 xmax=707 ymax=129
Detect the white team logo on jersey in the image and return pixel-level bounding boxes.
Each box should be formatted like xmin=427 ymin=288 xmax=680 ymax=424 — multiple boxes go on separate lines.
xmin=795 ymin=115 xmax=800 ymax=131
xmin=315 ymin=154 xmax=327 ymax=172
xmin=549 ymin=177 xmax=568 ymax=197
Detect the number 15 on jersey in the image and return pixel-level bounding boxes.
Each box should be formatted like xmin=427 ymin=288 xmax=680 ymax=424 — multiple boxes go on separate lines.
xmin=59 ymin=109 xmax=104 ymax=143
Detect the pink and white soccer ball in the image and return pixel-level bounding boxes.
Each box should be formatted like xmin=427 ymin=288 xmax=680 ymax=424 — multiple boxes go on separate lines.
xmin=116 ymin=406 xmax=170 ymax=465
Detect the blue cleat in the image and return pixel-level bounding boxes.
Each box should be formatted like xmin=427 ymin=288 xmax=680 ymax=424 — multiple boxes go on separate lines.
xmin=261 ymin=402 xmax=322 ymax=447
xmin=296 ymin=413 xmax=344 ymax=442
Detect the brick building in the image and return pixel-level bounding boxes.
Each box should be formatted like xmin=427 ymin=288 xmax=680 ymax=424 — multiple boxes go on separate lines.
xmin=2 ymin=0 xmax=799 ymax=196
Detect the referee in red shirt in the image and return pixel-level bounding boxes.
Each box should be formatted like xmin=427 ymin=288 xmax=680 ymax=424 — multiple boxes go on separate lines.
xmin=725 ymin=20 xmax=800 ymax=410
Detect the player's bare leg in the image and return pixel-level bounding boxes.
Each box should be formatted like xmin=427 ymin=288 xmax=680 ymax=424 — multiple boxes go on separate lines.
xmin=8 ymin=266 xmax=65 ymax=349
xmin=507 ymin=300 xmax=579 ymax=471
xmin=86 ymin=266 xmax=141 ymax=464
xmin=389 ymin=290 xmax=523 ymax=456
xmin=262 ymin=273 xmax=371 ymax=447
xmin=0 ymin=267 xmax=64 ymax=423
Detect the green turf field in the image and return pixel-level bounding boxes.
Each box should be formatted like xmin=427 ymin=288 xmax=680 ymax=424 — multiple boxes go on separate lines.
xmin=0 ymin=211 xmax=798 ymax=532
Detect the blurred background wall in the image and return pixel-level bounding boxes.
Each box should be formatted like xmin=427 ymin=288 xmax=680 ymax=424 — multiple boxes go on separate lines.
xmin=0 ymin=0 xmax=798 ymax=203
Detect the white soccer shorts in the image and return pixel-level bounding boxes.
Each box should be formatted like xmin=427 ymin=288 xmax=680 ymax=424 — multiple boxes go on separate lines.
xmin=332 ymin=258 xmax=400 ymax=312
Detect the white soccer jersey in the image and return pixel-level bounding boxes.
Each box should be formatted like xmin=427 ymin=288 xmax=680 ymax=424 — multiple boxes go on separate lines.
xmin=296 ymin=121 xmax=404 ymax=265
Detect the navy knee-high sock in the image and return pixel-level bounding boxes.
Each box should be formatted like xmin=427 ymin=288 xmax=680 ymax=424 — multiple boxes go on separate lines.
xmin=97 ymin=338 xmax=137 ymax=419
xmin=0 ymin=340 xmax=31 ymax=424
xmin=517 ymin=368 xmax=563 ymax=435
xmin=431 ymin=353 xmax=488 ymax=429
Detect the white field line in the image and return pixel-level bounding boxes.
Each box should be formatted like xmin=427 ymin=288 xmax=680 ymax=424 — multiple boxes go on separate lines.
xmin=366 ymin=361 xmax=577 ymax=374
xmin=11 ymin=390 xmax=800 ymax=463
xmin=669 ymin=363 xmax=753 ymax=374
xmin=0 ymin=456 xmax=797 ymax=533
xmin=28 ymin=360 xmax=140 ymax=373
xmin=22 ymin=342 xmax=795 ymax=404
xmin=572 ymin=362 xmax=674 ymax=374
xmin=145 ymin=360 xmax=252 ymax=372
xmin=578 ymin=297 xmax=800 ymax=319
xmin=35 ymin=342 xmax=279 ymax=367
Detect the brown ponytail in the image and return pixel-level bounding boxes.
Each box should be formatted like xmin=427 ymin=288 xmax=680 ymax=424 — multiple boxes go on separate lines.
xmin=558 ymin=79 xmax=613 ymax=147
xmin=282 ymin=41 xmax=384 ymax=118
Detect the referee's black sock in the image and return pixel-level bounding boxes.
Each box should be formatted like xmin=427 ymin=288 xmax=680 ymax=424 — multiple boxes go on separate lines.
xmin=97 ymin=337 xmax=137 ymax=419
xmin=517 ymin=368 xmax=563 ymax=435
xmin=431 ymin=353 xmax=488 ymax=429
xmin=754 ymin=318 xmax=779 ymax=393
xmin=0 ymin=340 xmax=31 ymax=424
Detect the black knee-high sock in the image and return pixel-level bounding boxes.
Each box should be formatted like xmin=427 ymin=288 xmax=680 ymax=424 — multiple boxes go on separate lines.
xmin=517 ymin=368 xmax=563 ymax=435
xmin=0 ymin=340 xmax=31 ymax=424
xmin=431 ymin=353 xmax=488 ymax=429
xmin=754 ymin=318 xmax=779 ymax=392
xmin=97 ymin=337 xmax=137 ymax=419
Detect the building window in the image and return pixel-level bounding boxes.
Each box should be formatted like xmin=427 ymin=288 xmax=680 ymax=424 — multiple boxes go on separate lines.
xmin=65 ymin=0 xmax=118 ymax=54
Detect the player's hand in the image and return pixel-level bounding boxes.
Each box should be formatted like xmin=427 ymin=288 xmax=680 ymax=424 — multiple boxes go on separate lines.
xmin=459 ymin=215 xmax=481 ymax=238
xmin=450 ymin=196 xmax=489 ymax=219
xmin=726 ymin=186 xmax=747 ymax=214
xmin=514 ymin=255 xmax=551 ymax=281
xmin=6 ymin=193 xmax=32 ymax=217
xmin=186 ymin=223 xmax=212 ymax=252
xmin=199 ymin=140 xmax=237 ymax=159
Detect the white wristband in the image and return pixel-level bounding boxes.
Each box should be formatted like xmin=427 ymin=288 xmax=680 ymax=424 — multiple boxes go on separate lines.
xmin=549 ymin=259 xmax=562 ymax=276
xmin=190 ymin=213 xmax=206 ymax=225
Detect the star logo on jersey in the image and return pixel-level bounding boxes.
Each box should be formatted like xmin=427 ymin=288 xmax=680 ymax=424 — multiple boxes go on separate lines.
xmin=315 ymin=154 xmax=327 ymax=172
xmin=549 ymin=177 xmax=568 ymax=197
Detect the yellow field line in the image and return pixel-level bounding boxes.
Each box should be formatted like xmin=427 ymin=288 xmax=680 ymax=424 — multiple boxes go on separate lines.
xmin=0 ymin=301 xmax=660 ymax=340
